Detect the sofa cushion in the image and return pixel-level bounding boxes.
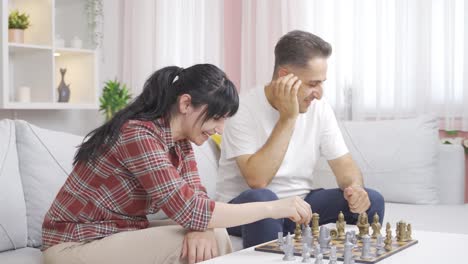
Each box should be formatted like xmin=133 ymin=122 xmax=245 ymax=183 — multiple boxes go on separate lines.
xmin=15 ymin=120 xmax=83 ymax=247
xmin=313 ymin=116 xmax=440 ymax=204
xmin=0 ymin=119 xmax=28 ymax=252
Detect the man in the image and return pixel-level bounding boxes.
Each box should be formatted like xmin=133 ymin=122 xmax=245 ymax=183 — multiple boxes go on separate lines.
xmin=216 ymin=30 xmax=385 ymax=248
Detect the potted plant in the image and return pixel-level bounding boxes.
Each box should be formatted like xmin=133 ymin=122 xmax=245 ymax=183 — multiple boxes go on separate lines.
xmin=99 ymin=79 xmax=132 ymax=121
xmin=8 ymin=10 xmax=30 ymax=43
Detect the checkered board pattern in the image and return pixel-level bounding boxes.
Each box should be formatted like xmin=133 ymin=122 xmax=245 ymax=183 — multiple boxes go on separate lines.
xmin=255 ymin=236 xmax=418 ymax=263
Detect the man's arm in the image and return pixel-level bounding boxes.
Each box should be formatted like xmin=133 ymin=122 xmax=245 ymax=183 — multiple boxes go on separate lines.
xmin=327 ymin=153 xmax=363 ymax=189
xmin=328 ymin=153 xmax=370 ymax=213
xmin=236 ymin=117 xmax=296 ymax=188
xmin=236 ymin=74 xmax=301 ymax=188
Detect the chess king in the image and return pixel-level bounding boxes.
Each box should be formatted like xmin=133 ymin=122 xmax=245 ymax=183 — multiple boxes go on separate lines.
xmin=216 ymin=30 xmax=385 ymax=248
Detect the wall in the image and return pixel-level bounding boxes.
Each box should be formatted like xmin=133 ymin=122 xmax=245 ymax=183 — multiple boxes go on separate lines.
xmin=0 ymin=0 xmax=122 ymax=136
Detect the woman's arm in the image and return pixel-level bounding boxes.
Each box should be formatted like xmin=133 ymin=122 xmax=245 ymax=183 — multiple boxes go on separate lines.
xmin=207 ymin=196 xmax=312 ymax=228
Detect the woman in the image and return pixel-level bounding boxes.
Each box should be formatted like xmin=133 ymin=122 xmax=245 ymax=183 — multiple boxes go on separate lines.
xmin=42 ymin=64 xmax=312 ymax=264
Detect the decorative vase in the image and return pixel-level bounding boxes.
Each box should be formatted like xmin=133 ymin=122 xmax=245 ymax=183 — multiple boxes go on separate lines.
xmin=16 ymin=86 xmax=31 ymax=102
xmin=8 ymin=29 xmax=24 ymax=43
xmin=57 ymin=68 xmax=71 ymax=102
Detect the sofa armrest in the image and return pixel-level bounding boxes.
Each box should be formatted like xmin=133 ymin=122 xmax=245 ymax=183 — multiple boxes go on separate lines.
xmin=437 ymin=144 xmax=465 ymax=204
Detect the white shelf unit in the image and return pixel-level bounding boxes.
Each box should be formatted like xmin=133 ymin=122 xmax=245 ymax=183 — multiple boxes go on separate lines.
xmin=0 ymin=0 xmax=99 ymax=109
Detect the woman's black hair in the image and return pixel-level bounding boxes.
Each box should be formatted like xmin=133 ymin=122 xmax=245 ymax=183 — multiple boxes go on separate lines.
xmin=73 ymin=64 xmax=239 ymax=165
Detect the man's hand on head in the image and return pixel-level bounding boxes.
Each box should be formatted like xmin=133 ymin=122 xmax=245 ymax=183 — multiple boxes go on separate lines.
xmin=343 ymin=185 xmax=370 ymax=214
xmin=265 ymin=73 xmax=301 ymax=121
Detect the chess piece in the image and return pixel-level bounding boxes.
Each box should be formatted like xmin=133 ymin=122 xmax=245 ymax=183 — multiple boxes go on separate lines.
xmin=278 ymin=231 xmax=284 ymax=247
xmin=371 ymin=212 xmax=381 ymax=238
xmin=314 ymin=253 xmax=323 ymax=264
xmin=376 ymin=234 xmax=385 ymax=255
xmin=357 ymin=212 xmax=370 ymax=238
xmin=384 ymin=226 xmax=392 ymax=251
xmin=336 ymin=211 xmax=346 ymax=239
xmin=282 ymin=233 xmax=296 ymax=261
xmin=396 ymin=221 xmax=408 ymax=242
xmin=328 ymin=245 xmax=338 ymax=264
xmin=302 ymin=243 xmax=311 ymax=263
xmin=343 ymin=241 xmax=355 ymax=264
xmin=303 ymin=225 xmax=313 ymax=248
xmin=313 ymin=244 xmax=321 ymax=258
xmin=312 ymin=213 xmax=320 ymax=238
xmin=407 ymin=223 xmax=412 ymax=240
xmin=318 ymin=226 xmax=331 ymax=252
xmin=360 ymin=235 xmax=371 ymax=259
xmin=295 ymin=223 xmax=303 ymax=241
xmin=386 ymin=222 xmax=391 ymax=233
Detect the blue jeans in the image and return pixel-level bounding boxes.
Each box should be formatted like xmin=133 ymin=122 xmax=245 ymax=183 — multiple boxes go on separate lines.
xmin=227 ymin=188 xmax=385 ymax=248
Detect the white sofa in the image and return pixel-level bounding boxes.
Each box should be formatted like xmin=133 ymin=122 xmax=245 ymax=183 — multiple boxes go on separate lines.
xmin=0 ymin=117 xmax=466 ymax=263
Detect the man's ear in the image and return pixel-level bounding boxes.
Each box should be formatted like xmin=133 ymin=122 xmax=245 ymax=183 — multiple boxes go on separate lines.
xmin=277 ymin=67 xmax=289 ymax=77
xmin=178 ymin=94 xmax=192 ymax=114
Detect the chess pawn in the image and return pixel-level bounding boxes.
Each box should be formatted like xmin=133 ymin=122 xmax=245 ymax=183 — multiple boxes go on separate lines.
xmin=328 ymin=245 xmax=338 ymax=264
xmin=357 ymin=212 xmax=370 ymax=238
xmin=312 ymin=213 xmax=320 ymax=238
xmin=295 ymin=223 xmax=303 ymax=241
xmin=313 ymin=244 xmax=321 ymax=258
xmin=386 ymin=222 xmax=391 ymax=233
xmin=371 ymin=212 xmax=381 ymax=238
xmin=376 ymin=234 xmax=385 ymax=255
xmin=315 ymin=253 xmax=323 ymax=264
xmin=336 ymin=211 xmax=346 ymax=239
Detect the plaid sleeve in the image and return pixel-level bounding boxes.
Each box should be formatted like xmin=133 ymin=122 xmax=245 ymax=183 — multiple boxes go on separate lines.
xmin=118 ymin=124 xmax=215 ymax=231
xmin=179 ymin=142 xmax=210 ymax=199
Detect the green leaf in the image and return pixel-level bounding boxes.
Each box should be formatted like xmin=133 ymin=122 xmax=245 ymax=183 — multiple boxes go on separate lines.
xmin=99 ymin=79 xmax=132 ymax=121
xmin=445 ymin=130 xmax=458 ymax=136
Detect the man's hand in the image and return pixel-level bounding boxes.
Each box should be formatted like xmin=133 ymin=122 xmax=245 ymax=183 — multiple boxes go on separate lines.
xmin=343 ymin=186 xmax=370 ymax=213
xmin=180 ymin=229 xmax=219 ymax=264
xmin=265 ymin=73 xmax=302 ymax=121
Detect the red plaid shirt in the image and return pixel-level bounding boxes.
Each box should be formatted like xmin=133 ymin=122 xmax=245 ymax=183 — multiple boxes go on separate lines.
xmin=42 ymin=118 xmax=215 ymax=250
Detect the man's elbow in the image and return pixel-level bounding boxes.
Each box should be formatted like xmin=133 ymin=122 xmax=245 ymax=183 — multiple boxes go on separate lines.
xmin=244 ymin=176 xmax=269 ymax=189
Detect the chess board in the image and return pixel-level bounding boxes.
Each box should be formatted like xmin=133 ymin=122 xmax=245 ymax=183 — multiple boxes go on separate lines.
xmin=254 ymin=236 xmax=418 ymax=263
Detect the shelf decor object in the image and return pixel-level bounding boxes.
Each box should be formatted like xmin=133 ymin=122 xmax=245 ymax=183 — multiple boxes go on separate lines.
xmin=57 ymin=68 xmax=70 ymax=102
xmin=8 ymin=9 xmax=30 ymax=43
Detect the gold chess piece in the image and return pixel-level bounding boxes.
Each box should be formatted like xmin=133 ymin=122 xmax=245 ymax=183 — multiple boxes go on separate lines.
xmin=336 ymin=211 xmax=346 ymax=239
xmin=311 ymin=213 xmax=319 ymax=238
xmin=396 ymin=221 xmax=408 ymax=242
xmin=406 ymin=223 xmax=412 ymax=240
xmin=294 ymin=223 xmax=302 ymax=241
xmin=371 ymin=212 xmax=381 ymax=239
xmin=357 ymin=212 xmax=370 ymax=238
xmin=384 ymin=222 xmax=392 ymax=251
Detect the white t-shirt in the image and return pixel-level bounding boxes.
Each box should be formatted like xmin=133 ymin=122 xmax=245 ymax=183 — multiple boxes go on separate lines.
xmin=216 ymin=87 xmax=349 ymax=202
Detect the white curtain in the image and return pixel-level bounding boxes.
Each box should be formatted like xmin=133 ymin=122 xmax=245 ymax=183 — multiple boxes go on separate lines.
xmin=120 ymin=0 xmax=224 ymax=94
xmin=241 ymin=0 xmax=468 ymax=131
